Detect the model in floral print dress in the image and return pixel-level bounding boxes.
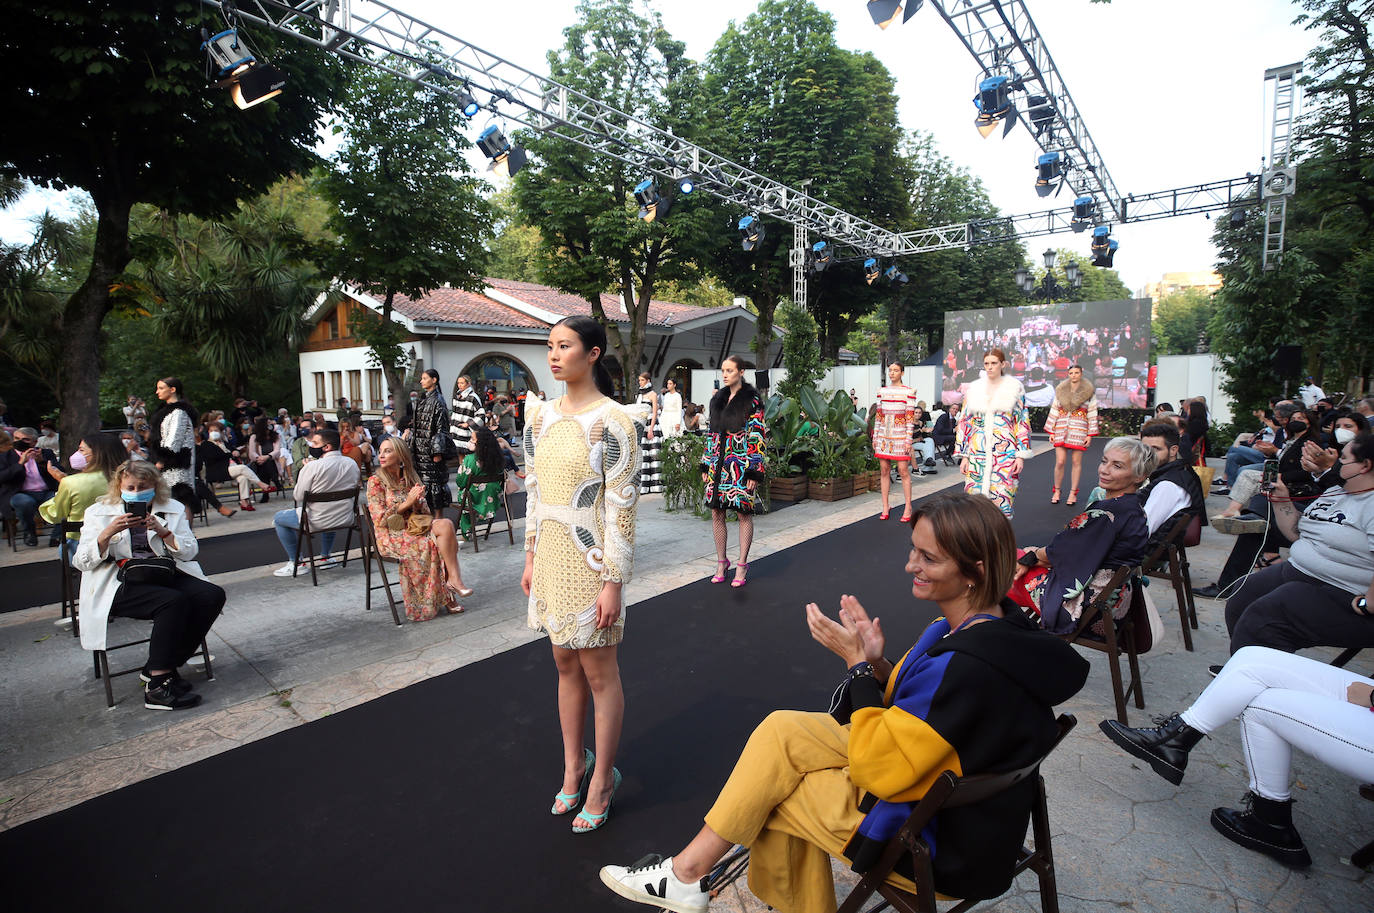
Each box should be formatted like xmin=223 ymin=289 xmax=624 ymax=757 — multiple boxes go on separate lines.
xmin=956 ymin=349 xmax=1033 ymax=518
xmin=871 ymin=361 xmax=917 ymax=521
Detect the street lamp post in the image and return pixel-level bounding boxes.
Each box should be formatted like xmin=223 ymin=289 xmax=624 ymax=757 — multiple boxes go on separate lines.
xmin=1015 ymin=249 xmax=1083 ymax=302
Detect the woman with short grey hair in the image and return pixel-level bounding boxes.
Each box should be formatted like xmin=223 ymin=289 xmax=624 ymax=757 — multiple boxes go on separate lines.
xmin=1008 ymin=436 xmax=1154 ymax=633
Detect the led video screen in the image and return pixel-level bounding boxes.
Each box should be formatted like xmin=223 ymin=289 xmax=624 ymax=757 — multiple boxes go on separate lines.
xmin=940 ymin=299 xmax=1152 ymax=409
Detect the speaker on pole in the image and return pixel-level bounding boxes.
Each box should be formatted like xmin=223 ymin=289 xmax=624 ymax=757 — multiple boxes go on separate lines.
xmin=755 ymin=370 xmax=770 ymax=390
xmin=1271 ymin=345 xmax=1302 ymax=377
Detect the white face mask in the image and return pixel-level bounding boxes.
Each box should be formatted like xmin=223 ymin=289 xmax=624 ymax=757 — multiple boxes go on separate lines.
xmin=383 ymin=424 xmax=395 ymax=434
xmin=209 ymin=430 xmax=222 ymax=441
xmin=1335 ymin=427 xmax=1357 ymax=445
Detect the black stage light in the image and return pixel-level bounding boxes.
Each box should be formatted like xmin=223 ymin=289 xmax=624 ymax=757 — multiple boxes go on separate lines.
xmin=634 ymin=178 xmax=671 ymax=222
xmin=1035 ymin=151 xmax=1065 ymax=198
xmin=864 ymin=257 xmax=880 ymax=285
xmin=1090 ymin=225 xmax=1118 ymax=268
xmin=1071 ymin=195 xmax=1096 ymax=232
xmin=973 ymin=75 xmax=1016 ymax=138
xmin=478 ymin=125 xmax=527 ymax=178
xmin=738 ymin=214 xmax=765 ymax=251
xmin=867 ymin=0 xmax=902 ymax=28
xmin=884 ymin=264 xmax=908 ymax=284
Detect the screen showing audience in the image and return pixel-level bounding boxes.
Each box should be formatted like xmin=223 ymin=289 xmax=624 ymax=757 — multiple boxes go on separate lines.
xmin=941 ymin=299 xmax=1152 ymax=410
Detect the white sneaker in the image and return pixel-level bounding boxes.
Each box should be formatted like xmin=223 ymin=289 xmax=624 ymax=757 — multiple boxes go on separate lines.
xmin=315 ymin=555 xmax=341 ymax=570
xmin=600 ymin=855 xmax=708 ymax=913
xmin=273 ymin=562 xmax=305 ymax=577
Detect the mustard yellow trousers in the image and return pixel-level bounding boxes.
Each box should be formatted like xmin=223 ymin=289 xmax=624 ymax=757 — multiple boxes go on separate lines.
xmin=703 ymin=709 xmax=918 ymax=913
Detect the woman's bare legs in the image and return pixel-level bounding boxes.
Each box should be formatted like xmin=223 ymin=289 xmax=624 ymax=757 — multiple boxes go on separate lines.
xmin=1069 ymin=449 xmax=1084 ymax=495
xmin=878 ymin=458 xmax=892 ymax=512
xmin=552 ymin=644 xmax=590 ymax=813
xmin=429 ymin=517 xmax=468 ymax=590
xmin=896 ymin=459 xmax=913 ymax=517
xmin=572 ymin=644 xmax=624 ymax=829
xmin=1052 ymin=447 xmax=1067 ymax=494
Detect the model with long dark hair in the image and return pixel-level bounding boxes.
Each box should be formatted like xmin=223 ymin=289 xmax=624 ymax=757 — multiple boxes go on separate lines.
xmin=701 ymin=355 xmax=767 ymax=586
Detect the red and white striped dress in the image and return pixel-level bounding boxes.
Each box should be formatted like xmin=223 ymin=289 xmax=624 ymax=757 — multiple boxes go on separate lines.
xmin=872 ymin=385 xmax=917 ymax=461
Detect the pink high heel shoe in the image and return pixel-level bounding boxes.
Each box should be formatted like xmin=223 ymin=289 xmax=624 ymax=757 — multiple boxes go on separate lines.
xmin=731 ymin=563 xmax=750 ymax=588
xmin=710 ymin=559 xmax=732 ymax=584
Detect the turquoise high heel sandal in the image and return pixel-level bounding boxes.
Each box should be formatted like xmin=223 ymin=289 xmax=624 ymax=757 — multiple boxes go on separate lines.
xmin=572 ymin=767 xmax=621 ymax=834
xmin=551 ymin=748 xmax=595 ymax=816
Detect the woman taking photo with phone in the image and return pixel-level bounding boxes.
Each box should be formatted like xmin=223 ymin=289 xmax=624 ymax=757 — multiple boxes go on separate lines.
xmin=522 ymin=315 xmax=641 ymax=834
xmin=74 ymin=461 xmax=225 ymax=710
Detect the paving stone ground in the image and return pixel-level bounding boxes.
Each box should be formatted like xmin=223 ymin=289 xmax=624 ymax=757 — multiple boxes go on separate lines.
xmin=0 ymin=451 xmax=1369 ymax=911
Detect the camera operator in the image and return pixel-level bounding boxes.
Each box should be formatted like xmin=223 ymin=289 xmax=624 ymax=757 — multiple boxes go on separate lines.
xmin=0 ymin=427 xmax=61 ymax=546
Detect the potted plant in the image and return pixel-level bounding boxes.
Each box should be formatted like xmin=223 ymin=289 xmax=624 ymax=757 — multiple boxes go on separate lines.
xmin=764 ymin=394 xmax=815 ymax=502
xmin=808 ymin=450 xmax=853 ymax=501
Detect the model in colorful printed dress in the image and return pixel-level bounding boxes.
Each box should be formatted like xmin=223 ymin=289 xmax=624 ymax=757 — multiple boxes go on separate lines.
xmin=956 ymin=348 xmax=1033 ymax=518
xmin=701 ymin=355 xmax=767 ymax=588
xmin=1044 ymin=364 xmax=1100 ymax=506
xmin=871 ymin=362 xmax=917 ymax=521
xmin=522 ymin=315 xmax=641 ymax=835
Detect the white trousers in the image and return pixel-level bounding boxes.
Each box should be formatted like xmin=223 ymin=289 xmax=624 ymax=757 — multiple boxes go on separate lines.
xmin=1180 ymin=646 xmax=1374 ymax=800
xmin=228 ymin=464 xmax=266 ymax=500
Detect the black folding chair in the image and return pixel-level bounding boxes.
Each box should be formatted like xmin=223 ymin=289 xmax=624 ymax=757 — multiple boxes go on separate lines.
xmin=1057 ymin=566 xmax=1147 ymax=725
xmin=457 ymin=473 xmax=515 ymax=554
xmin=57 ymin=520 xmax=83 ymax=638
xmin=93 ymin=624 xmax=213 ymax=709
xmin=360 ymin=508 xmax=404 ymax=626
xmin=1141 ymin=512 xmax=1201 ymax=651
xmin=295 ymin=487 xmax=362 ymax=586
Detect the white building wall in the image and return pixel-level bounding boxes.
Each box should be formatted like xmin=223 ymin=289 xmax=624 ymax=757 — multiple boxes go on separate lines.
xmin=684 ymin=364 xmax=937 ymax=413
xmin=1155 ymin=354 xmax=1234 ymax=425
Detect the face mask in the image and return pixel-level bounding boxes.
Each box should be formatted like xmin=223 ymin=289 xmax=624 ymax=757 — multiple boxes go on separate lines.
xmin=1287 ymin=420 xmax=1308 ymax=436
xmin=122 ymin=487 xmax=156 ymax=506
xmin=299 ymin=427 xmax=311 ymax=436
xmin=383 ymin=424 xmax=395 ymax=434
xmin=308 ymin=445 xmax=325 ymax=459
xmin=1335 ymin=427 xmax=1357 ymax=445
xmin=69 ymin=451 xmax=89 ymax=471
xmin=209 ymin=430 xmax=222 ymax=441
xmin=242 ymin=424 xmax=251 ymax=432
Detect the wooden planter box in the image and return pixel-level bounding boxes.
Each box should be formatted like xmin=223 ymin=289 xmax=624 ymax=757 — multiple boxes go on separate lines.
xmin=867 ymin=469 xmax=882 ymax=490
xmin=770 ymin=474 xmax=809 ymax=502
xmin=809 ymin=477 xmax=853 ymax=502
xmin=851 ymin=473 xmax=869 ymax=495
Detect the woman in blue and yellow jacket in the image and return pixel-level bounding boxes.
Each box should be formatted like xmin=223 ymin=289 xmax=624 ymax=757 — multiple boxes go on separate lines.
xmin=601 ymin=493 xmax=1089 ymax=913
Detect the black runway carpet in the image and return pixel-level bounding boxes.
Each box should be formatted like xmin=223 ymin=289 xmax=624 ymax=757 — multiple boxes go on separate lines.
xmin=1 ymin=442 xmax=1103 ymax=912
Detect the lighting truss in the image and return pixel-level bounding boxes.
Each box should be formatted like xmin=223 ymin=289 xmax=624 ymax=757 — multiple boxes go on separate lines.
xmin=928 ymin=0 xmax=1125 ymax=222
xmin=195 ymin=0 xmax=900 ymax=254
xmin=1261 ymin=63 xmax=1301 ymax=271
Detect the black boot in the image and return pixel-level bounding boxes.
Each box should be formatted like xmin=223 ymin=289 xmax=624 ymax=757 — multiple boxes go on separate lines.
xmin=1210 ymin=792 xmax=1311 ymax=868
xmin=1098 ymin=713 xmax=1204 ymax=785
xmin=258 ymin=491 xmax=270 ymax=504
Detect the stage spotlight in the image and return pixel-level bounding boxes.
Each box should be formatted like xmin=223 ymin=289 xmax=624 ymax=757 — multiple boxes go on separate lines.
xmin=1229 ymin=208 xmax=1247 ymax=227
xmin=456 ymin=85 xmax=480 ymax=118
xmin=1071 ymin=196 xmax=1096 ymax=233
xmin=867 ymin=0 xmax=902 ymax=28
xmin=884 ymin=264 xmax=909 ymax=284
xmin=634 ymin=178 xmax=671 ymax=222
xmin=810 ymin=240 xmax=831 ymax=272
xmin=1026 ymin=94 xmax=1055 ymax=137
xmin=477 ymin=125 xmax=528 ymax=178
xmin=738 ymin=214 xmax=765 ymax=251
xmin=973 ymin=75 xmax=1016 ymax=138
xmin=1090 ymin=225 xmax=1118 ymax=268
xmin=864 ymin=258 xmax=880 ymax=285
xmin=1035 ymin=152 xmax=1065 ymax=198
xmin=202 ymin=27 xmax=287 ymax=109
xmin=678 ymin=174 xmax=698 ymax=195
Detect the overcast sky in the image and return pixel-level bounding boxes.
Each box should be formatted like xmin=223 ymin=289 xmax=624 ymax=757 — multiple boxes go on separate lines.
xmin=1 ymin=0 xmax=1317 ymax=295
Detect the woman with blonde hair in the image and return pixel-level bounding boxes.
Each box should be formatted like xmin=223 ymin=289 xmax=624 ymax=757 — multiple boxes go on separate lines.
xmin=73 ymin=461 xmax=225 ymax=710
xmin=366 ymin=436 xmax=474 ymax=620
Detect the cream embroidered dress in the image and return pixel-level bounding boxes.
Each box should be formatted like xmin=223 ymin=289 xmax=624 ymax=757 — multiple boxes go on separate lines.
xmin=523 ymin=395 xmax=641 ymax=649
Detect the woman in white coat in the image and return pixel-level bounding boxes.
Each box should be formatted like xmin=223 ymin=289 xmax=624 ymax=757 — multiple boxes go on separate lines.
xmin=76 ymin=461 xmax=225 ymax=711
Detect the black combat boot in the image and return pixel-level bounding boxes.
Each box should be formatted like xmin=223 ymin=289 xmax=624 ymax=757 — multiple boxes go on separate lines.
xmin=1098 ymin=713 xmax=1204 ymax=785
xmin=1210 ymin=792 xmax=1311 ymax=868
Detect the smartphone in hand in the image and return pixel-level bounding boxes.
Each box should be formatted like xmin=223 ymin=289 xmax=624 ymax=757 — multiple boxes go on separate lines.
xmin=126 ymin=501 xmax=151 ymax=520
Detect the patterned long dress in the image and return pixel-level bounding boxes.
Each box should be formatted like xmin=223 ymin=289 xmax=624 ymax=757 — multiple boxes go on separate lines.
xmin=454 ymin=451 xmax=502 ymax=539
xmin=636 ymin=387 xmax=664 ymax=494
xmin=955 ymin=377 xmax=1032 ymax=518
xmin=523 ymin=396 xmax=641 ymax=649
xmin=412 ymin=389 xmax=452 ymax=513
xmin=365 ymin=475 xmax=452 ymax=622
xmin=872 ymin=384 xmax=916 ymax=461
xmin=701 ymin=386 xmax=767 ymax=514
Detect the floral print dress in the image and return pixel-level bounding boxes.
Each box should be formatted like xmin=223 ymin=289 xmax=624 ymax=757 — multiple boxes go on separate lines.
xmin=454 ymin=451 xmax=502 ymax=539
xmin=366 ymin=475 xmax=452 ymax=622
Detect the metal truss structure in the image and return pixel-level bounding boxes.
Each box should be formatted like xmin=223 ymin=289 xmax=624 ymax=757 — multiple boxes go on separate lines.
xmin=199 ymin=0 xmax=1286 ymax=278
xmin=928 ymin=0 xmax=1125 ymax=223
xmin=1261 ymin=63 xmax=1302 ymax=271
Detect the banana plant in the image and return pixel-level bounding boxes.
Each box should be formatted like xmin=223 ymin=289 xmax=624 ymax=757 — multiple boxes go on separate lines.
xmin=799 ymin=387 xmax=869 ymax=479
xmin=763 ymin=393 xmax=816 ymax=477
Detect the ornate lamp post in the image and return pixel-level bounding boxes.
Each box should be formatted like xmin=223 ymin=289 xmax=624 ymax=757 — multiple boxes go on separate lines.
xmin=1014 ymin=249 xmax=1083 ymax=301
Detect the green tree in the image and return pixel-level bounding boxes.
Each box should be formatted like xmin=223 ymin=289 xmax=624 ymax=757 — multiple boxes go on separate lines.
xmin=512 ymin=0 xmax=716 ymax=398
xmin=1152 ymin=288 xmax=1214 ymax=356
xmin=317 ymin=65 xmax=493 ymax=400
xmin=1208 ymin=0 xmax=1374 ymax=410
xmin=697 ymin=0 xmax=913 ymax=365
xmin=0 ymin=0 xmax=347 ymax=448
xmin=486 ymin=186 xmax=545 ymax=284
xmin=776 ymin=299 xmax=825 ymax=401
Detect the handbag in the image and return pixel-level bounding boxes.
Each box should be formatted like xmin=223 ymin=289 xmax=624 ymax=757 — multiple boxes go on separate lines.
xmin=117 ymin=556 xmax=176 ymax=585
xmin=385 ymin=510 xmax=433 ymax=536
xmin=503 ymin=472 xmax=520 ymax=496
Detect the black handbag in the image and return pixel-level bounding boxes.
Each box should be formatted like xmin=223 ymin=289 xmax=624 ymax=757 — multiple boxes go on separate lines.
xmin=117 ymin=556 xmax=176 ymax=585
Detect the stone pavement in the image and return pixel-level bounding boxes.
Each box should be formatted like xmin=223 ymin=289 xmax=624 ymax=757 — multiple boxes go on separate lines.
xmin=0 ymin=453 xmax=1369 ymax=911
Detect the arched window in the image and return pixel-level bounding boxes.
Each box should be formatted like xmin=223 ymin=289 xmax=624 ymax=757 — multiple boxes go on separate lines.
xmin=457 ymin=352 xmax=541 ymax=401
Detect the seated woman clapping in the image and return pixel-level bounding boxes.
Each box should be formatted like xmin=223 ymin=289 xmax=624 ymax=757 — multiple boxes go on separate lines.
xmin=73 ymin=461 xmax=226 ymax=711
xmin=366 ymin=437 xmax=474 ymax=620
xmin=600 ymin=493 xmax=1089 ymax=913
xmin=1009 ymin=437 xmax=1153 ymax=634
